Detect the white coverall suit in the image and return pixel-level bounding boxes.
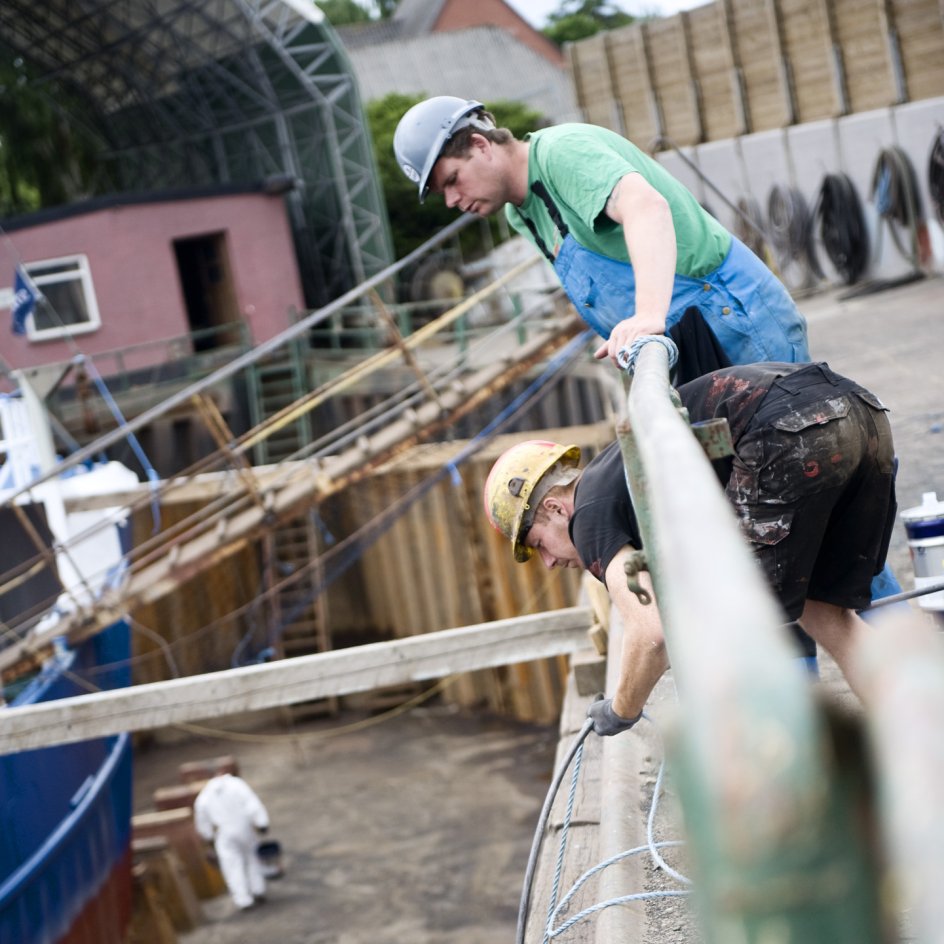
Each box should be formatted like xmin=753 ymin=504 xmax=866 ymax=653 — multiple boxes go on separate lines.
xmin=194 ymin=773 xmax=270 ymax=909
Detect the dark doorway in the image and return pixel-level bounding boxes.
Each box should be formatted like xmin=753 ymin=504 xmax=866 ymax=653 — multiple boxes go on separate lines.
xmin=173 ymin=232 xmax=241 ymax=351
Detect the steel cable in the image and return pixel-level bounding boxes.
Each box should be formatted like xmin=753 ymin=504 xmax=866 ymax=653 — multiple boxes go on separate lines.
xmin=815 ymin=173 xmax=869 ymax=285
xmin=516 ymin=717 xmax=594 ymax=944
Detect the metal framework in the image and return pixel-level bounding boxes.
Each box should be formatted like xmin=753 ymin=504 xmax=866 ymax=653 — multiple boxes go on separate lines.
xmin=0 ymin=0 xmax=394 ymax=307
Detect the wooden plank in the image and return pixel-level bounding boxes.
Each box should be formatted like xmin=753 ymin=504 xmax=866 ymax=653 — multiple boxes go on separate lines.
xmin=607 ymin=26 xmax=660 ymax=145
xmin=0 ymin=608 xmax=594 ymax=754
xmin=566 ymin=0 xmax=940 ymax=149
xmin=682 ymin=11 xmax=708 ymax=144
xmin=688 ymin=3 xmax=743 ymax=140
xmin=892 ymin=0 xmax=944 ymax=100
xmin=569 ymin=33 xmax=618 ymax=130
xmin=832 ymin=0 xmax=898 ymax=110
xmin=784 ymin=0 xmax=844 ymax=121
xmin=727 ymin=0 xmax=789 ymax=131
xmin=647 ymin=17 xmax=699 ymax=145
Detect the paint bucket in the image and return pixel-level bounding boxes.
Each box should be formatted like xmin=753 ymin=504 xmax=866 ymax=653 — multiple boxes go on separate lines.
xmin=901 ymin=491 xmax=944 ymax=621
xmin=256 ymin=839 xmax=284 ymax=879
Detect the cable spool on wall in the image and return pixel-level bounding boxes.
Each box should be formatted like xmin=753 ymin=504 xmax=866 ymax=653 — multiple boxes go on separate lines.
xmin=928 ymin=127 xmax=944 ymax=226
xmin=815 ymin=173 xmax=869 ymax=285
xmin=732 ymin=195 xmax=768 ymax=261
xmin=765 ymin=184 xmax=822 ymax=291
xmin=869 ymin=145 xmax=927 ymax=270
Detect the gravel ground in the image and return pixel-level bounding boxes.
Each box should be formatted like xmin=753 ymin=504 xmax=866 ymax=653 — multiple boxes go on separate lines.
xmin=133 ymin=704 xmax=560 ymax=944
xmin=134 ymin=274 xmax=942 ymax=944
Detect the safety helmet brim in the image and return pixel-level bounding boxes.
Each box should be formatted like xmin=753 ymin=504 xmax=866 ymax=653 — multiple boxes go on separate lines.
xmin=483 ymin=441 xmax=582 ymax=563
xmin=393 ymin=97 xmax=490 ymax=203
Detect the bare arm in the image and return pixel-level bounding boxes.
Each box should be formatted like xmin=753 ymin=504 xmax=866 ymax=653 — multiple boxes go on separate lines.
xmin=604 ymin=546 xmax=669 ymax=718
xmin=594 ymin=172 xmax=678 ymax=367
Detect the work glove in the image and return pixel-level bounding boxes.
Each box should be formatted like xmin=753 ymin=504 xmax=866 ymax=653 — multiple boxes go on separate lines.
xmin=587 ymin=697 xmax=642 ymax=737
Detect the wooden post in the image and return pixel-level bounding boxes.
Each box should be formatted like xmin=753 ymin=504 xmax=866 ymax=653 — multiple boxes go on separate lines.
xmin=680 ymin=10 xmax=707 ymax=144
xmin=719 ymin=0 xmax=752 ymax=135
xmin=764 ymin=0 xmax=798 ymax=126
xmin=817 ymin=0 xmax=851 ymax=115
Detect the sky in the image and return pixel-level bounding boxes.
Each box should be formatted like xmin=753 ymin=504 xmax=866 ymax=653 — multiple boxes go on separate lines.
xmin=504 ymin=0 xmax=706 ymax=29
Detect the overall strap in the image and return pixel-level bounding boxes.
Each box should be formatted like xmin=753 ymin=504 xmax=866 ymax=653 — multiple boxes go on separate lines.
xmin=530 ymin=181 xmax=570 ymax=238
xmin=517 ymin=180 xmax=570 ymax=264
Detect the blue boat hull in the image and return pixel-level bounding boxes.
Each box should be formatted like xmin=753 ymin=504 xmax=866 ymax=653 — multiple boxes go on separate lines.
xmin=0 ymin=619 xmax=133 ymax=944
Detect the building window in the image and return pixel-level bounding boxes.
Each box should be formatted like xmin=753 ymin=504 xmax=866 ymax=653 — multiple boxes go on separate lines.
xmin=24 ymin=254 xmax=101 ymax=340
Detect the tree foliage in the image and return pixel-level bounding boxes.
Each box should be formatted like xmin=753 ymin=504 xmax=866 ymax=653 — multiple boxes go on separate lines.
xmin=542 ymin=0 xmax=635 ymax=44
xmin=0 ymin=56 xmax=101 ymax=217
xmin=317 ymin=0 xmax=372 ymax=26
xmin=365 ymin=92 xmax=544 ymax=261
xmin=316 ymin=0 xmax=398 ymax=24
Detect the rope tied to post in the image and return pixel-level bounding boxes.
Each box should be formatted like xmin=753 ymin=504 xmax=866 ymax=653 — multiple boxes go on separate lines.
xmin=615 ymin=335 xmax=680 ymax=373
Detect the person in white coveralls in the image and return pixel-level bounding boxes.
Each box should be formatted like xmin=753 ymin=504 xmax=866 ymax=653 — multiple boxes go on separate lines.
xmin=194 ymin=772 xmax=270 ymax=910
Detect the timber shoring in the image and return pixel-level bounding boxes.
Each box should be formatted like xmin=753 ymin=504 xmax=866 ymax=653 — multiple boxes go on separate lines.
xmin=0 ymin=314 xmax=585 ymax=676
xmin=568 ymin=0 xmax=944 ymax=146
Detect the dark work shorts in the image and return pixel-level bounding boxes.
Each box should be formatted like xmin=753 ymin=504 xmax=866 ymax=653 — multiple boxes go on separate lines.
xmin=724 ymin=365 xmax=897 ymax=621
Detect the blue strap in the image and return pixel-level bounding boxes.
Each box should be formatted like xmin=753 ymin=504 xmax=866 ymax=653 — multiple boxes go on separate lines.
xmin=81 ymin=357 xmax=162 ymax=534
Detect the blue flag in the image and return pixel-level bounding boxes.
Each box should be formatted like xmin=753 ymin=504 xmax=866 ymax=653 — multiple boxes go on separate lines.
xmin=12 ymin=266 xmax=39 ymax=335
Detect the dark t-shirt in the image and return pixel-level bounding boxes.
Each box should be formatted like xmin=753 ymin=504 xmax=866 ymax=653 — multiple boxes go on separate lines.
xmin=568 ymin=362 xmax=844 ymax=585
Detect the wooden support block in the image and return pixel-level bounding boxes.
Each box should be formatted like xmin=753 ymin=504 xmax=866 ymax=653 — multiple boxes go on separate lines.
xmin=153 ymin=780 xmax=207 ymax=811
xmin=127 ymin=862 xmax=179 ymax=944
xmin=571 ymin=649 xmax=607 ymax=697
xmin=178 ymin=755 xmax=238 ymax=784
xmin=587 ymin=622 xmax=609 ymax=656
xmin=341 ymin=682 xmax=426 ymax=713
xmin=131 ymin=841 xmax=202 ymax=932
xmin=132 ymin=807 xmax=226 ymax=900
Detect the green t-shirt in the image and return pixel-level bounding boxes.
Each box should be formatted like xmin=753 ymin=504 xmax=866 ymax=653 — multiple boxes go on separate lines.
xmin=505 ymin=124 xmax=730 ymax=278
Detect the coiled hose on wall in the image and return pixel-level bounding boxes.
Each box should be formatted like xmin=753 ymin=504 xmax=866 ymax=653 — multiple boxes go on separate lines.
xmin=766 ymin=183 xmax=823 ymax=285
xmin=733 ymin=195 xmax=767 ymax=260
xmin=929 ymin=127 xmax=944 ymax=225
xmin=815 ymin=172 xmax=869 ymax=285
xmin=869 ymin=145 xmax=924 ymax=269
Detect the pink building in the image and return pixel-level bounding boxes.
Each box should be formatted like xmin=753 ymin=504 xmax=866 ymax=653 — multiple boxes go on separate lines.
xmin=1 ymin=186 xmax=306 ymax=375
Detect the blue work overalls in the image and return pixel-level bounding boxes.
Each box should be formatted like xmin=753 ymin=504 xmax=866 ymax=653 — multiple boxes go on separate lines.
xmin=519 ymin=180 xmax=900 ymax=614
xmin=520 ymin=180 xmax=811 ymax=364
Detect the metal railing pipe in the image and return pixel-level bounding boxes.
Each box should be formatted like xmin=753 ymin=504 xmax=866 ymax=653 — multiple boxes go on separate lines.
xmin=855 ymin=607 xmax=944 ymax=944
xmin=618 ymin=341 xmax=886 ymax=942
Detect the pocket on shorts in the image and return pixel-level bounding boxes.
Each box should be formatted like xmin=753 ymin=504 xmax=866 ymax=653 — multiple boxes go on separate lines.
xmin=851 ymin=389 xmax=888 ymax=412
xmin=739 ymin=508 xmax=795 ymax=546
xmin=769 ymin=395 xmax=850 ymax=433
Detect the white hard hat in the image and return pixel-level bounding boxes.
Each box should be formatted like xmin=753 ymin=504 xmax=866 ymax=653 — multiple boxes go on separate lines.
xmin=393 ymin=96 xmax=493 ymax=202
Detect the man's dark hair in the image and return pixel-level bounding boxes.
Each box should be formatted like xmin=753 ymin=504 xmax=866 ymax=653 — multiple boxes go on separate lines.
xmin=439 ymin=109 xmax=515 ymax=159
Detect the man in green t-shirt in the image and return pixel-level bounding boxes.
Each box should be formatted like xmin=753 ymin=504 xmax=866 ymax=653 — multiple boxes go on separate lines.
xmin=393 ymin=95 xmax=903 ymax=630
xmin=393 ymin=96 xmax=810 ymax=370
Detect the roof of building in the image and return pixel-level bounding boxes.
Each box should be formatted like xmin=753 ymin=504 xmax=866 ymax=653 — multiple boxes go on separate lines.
xmin=344 ymin=25 xmax=578 ymax=123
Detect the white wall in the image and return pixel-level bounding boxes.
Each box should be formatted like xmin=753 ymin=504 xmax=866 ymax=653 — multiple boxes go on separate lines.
xmin=656 ymin=97 xmax=944 ymax=287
